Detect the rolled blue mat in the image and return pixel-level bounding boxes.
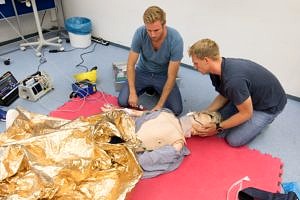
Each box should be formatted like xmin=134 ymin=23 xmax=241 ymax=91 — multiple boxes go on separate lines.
xmin=282 ymin=182 xmax=300 ymax=199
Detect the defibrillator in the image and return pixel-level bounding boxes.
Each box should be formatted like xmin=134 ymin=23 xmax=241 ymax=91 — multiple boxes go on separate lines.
xmin=18 ymin=71 xmax=53 ymax=101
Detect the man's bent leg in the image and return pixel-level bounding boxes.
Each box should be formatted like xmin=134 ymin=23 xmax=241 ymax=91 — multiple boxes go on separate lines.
xmin=219 ymin=102 xmax=238 ymax=120
xmin=118 ymin=70 xmax=149 ymax=108
xmin=225 ymin=110 xmax=279 ymax=147
xmin=118 ymin=82 xmax=130 ymax=107
xmin=164 ymin=84 xmax=183 ymax=116
xmin=151 ymin=74 xmax=182 ymax=116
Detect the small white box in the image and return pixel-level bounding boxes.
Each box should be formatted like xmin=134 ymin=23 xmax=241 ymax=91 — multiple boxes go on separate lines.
xmin=176 ymin=77 xmax=182 ymax=88
xmin=112 ymin=61 xmax=127 ymax=91
xmin=112 ymin=61 xmax=182 ymax=91
xmin=112 ymin=61 xmax=127 ymax=82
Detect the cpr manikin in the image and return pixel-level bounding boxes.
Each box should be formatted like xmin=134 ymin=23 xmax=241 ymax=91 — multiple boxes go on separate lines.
xmin=102 ymin=104 xmax=222 ymax=152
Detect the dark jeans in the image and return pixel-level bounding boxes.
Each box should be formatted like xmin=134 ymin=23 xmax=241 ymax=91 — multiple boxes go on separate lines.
xmin=118 ymin=70 xmax=183 ymax=116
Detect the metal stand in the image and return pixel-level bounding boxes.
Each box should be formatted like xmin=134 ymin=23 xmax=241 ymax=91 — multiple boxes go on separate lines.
xmin=19 ymin=0 xmax=64 ymax=56
xmin=11 ymin=0 xmax=23 ymax=36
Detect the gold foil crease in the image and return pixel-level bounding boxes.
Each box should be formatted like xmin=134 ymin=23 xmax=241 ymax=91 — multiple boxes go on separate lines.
xmin=0 ymin=108 xmax=143 ymax=199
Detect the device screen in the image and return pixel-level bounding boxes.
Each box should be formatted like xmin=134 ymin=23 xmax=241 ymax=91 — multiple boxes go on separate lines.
xmin=32 ymin=83 xmax=42 ymax=95
xmin=0 ymin=72 xmax=18 ymax=97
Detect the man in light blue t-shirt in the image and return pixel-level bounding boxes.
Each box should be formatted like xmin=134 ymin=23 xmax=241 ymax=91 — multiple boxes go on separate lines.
xmin=118 ymin=6 xmax=184 ymax=115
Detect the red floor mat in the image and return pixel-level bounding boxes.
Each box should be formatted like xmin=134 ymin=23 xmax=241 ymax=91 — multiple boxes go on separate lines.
xmin=49 ymin=95 xmax=283 ymax=200
xmin=49 ymin=91 xmax=119 ymax=120
xmin=128 ymin=137 xmax=283 ymax=200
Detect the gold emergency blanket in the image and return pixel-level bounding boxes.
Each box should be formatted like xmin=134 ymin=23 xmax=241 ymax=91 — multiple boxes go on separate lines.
xmin=0 ymin=108 xmax=143 ymax=200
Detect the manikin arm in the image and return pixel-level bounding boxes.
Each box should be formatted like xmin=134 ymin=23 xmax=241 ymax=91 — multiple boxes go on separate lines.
xmin=101 ymin=104 xmax=145 ymax=117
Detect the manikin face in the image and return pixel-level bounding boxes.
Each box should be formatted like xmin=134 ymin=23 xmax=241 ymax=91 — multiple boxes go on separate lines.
xmin=145 ymin=21 xmax=165 ymax=42
xmin=179 ymin=111 xmax=221 ymax=137
xmin=191 ymin=55 xmax=210 ymax=74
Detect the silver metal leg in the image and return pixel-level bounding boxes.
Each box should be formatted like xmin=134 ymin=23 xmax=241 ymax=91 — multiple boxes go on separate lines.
xmin=19 ymin=0 xmax=64 ymax=56
xmin=11 ymin=0 xmax=23 ymax=36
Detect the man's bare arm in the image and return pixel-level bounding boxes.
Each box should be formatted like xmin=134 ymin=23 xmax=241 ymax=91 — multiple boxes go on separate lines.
xmin=220 ymin=96 xmax=253 ymax=129
xmin=192 ymin=97 xmax=253 ymax=136
xmin=127 ymin=50 xmax=139 ymax=107
xmin=206 ymin=94 xmax=228 ymax=112
xmin=152 ymin=60 xmax=180 ymax=110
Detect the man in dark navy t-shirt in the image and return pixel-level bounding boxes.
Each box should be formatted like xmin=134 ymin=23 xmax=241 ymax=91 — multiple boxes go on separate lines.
xmin=188 ymin=38 xmax=287 ymax=147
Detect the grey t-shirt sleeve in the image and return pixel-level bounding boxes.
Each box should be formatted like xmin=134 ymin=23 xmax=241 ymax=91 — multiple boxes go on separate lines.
xmin=130 ymin=26 xmax=183 ymax=73
xmin=168 ymin=28 xmax=184 ymax=62
xmin=131 ymin=27 xmax=143 ymax=53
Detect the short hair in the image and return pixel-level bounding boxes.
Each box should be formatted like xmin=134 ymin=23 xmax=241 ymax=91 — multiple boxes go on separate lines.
xmin=143 ymin=6 xmax=166 ymax=25
xmin=188 ymin=39 xmax=220 ymax=60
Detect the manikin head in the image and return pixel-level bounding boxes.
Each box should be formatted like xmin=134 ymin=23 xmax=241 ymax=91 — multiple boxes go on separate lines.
xmin=180 ymin=111 xmax=222 ymax=137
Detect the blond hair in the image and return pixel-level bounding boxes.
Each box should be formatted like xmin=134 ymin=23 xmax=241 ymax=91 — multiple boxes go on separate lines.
xmin=143 ymin=6 xmax=166 ymax=25
xmin=188 ymin=39 xmax=220 ymax=60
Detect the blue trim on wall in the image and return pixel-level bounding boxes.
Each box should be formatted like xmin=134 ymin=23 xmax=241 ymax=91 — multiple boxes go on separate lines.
xmin=0 ymin=0 xmax=55 ymax=19
xmin=109 ymin=41 xmax=130 ymax=50
xmin=287 ymin=94 xmax=300 ymax=102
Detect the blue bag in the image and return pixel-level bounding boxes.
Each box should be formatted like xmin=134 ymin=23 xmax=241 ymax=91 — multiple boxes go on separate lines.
xmin=282 ymin=182 xmax=300 ymax=200
xmin=65 ymin=17 xmax=92 ymax=35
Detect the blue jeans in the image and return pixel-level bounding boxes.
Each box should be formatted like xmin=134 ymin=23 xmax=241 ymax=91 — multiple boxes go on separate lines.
xmin=219 ymin=102 xmax=282 ymax=147
xmin=118 ymin=70 xmax=183 ymax=115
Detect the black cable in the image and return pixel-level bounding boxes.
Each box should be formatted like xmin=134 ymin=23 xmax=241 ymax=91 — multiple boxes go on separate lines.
xmin=47 ymin=42 xmax=98 ymax=71
xmin=49 ymin=41 xmax=95 ymax=53
xmin=40 ymin=10 xmax=47 ymax=29
xmin=75 ymin=43 xmax=98 ymax=71
xmin=37 ymin=50 xmax=47 ymax=72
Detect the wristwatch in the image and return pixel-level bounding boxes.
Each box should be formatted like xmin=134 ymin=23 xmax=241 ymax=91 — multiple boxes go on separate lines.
xmin=216 ymin=122 xmax=224 ymax=133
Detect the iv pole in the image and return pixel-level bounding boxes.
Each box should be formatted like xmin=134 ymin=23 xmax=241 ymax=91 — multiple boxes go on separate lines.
xmin=19 ymin=0 xmax=64 ymax=56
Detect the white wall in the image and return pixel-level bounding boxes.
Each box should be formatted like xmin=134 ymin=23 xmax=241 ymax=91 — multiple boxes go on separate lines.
xmin=2 ymin=0 xmax=300 ymax=97
xmin=61 ymin=0 xmax=300 ymax=98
